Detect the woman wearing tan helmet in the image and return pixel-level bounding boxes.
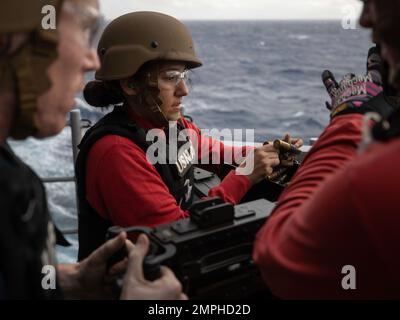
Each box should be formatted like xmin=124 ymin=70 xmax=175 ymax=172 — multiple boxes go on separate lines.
xmin=76 ymin=11 xmax=300 ymax=260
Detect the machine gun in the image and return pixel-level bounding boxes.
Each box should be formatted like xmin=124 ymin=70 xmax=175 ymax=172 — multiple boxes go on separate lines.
xmin=106 ymin=197 xmax=276 ymax=299
xmin=193 ymin=140 xmax=302 ymax=204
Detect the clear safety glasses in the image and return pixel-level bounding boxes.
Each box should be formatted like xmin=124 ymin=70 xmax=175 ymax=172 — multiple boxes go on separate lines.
xmin=158 ymin=70 xmax=190 ymax=90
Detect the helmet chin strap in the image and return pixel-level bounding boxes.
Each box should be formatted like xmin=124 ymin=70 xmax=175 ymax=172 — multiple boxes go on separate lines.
xmin=1 ymin=29 xmax=59 ymax=140
xmin=125 ymin=88 xmax=170 ymax=128
xmin=125 ymin=65 xmax=170 ymax=127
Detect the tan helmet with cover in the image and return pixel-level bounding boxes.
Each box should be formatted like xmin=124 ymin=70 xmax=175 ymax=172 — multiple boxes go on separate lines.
xmin=96 ymin=11 xmax=202 ymax=81
xmin=0 ymin=0 xmax=63 ymax=139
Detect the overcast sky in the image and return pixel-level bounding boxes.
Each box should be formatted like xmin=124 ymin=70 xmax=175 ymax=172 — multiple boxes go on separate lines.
xmin=99 ymin=0 xmax=363 ymax=21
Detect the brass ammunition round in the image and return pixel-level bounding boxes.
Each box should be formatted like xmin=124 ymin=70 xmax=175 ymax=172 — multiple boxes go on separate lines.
xmin=273 ymin=139 xmax=301 ymax=155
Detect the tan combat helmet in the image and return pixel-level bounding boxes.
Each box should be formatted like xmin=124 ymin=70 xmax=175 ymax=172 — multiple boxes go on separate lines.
xmin=96 ymin=11 xmax=202 ymax=81
xmin=0 ymin=0 xmax=62 ymax=139
xmin=94 ymin=11 xmax=202 ymax=127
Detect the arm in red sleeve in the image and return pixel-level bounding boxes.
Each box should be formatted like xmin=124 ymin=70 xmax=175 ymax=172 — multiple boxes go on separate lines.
xmin=201 ymin=136 xmax=253 ymax=204
xmin=180 ymin=118 xmax=253 ymax=204
xmin=180 ymin=117 xmax=250 ymax=175
xmin=208 ymin=169 xmax=251 ymax=205
xmin=197 ymin=134 xmax=253 ymax=204
xmin=86 ymin=135 xmax=189 ymax=228
xmin=254 ymin=165 xmax=388 ymax=299
xmin=253 ymin=113 xmax=366 ymax=298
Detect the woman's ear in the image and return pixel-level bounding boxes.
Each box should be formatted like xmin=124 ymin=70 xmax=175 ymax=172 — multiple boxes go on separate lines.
xmin=120 ymin=79 xmax=138 ymax=96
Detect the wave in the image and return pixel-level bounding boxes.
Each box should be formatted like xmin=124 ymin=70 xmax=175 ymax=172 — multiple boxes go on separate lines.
xmin=288 ymin=34 xmax=310 ymax=40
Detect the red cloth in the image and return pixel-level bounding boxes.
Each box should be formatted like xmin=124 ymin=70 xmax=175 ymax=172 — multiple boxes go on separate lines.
xmin=253 ymin=113 xmax=400 ymax=299
xmin=85 ymin=113 xmax=252 ymax=228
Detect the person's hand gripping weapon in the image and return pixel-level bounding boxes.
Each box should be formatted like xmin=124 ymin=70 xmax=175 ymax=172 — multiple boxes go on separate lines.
xmin=264 ymin=134 xmax=303 ymax=185
xmin=322 ymin=46 xmax=384 ymax=118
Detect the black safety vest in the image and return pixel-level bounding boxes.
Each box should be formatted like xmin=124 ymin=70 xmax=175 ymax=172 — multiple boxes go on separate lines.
xmin=0 ymin=143 xmax=63 ymax=299
xmin=76 ymin=107 xmax=195 ymax=260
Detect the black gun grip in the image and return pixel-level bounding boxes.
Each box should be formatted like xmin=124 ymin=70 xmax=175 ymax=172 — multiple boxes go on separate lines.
xmin=105 ymin=226 xmax=127 ymax=269
xmin=143 ymin=242 xmax=162 ymax=281
xmin=143 ymin=260 xmax=162 ymax=281
xmin=105 ymin=225 xmax=176 ymax=294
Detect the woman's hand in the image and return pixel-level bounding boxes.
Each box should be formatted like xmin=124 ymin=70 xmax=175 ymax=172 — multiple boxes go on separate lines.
xmin=237 ymin=144 xmax=280 ymax=186
xmin=282 ymin=133 xmax=303 ymax=149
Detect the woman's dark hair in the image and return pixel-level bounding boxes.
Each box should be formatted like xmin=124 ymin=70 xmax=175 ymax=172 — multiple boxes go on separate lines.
xmin=83 ymin=60 xmax=195 ymax=108
xmin=83 ymin=80 xmax=123 ymax=108
xmin=83 ymin=61 xmax=156 ymax=108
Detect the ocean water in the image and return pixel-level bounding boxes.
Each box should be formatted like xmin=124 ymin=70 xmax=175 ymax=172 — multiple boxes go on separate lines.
xmin=8 ymin=21 xmax=372 ymax=263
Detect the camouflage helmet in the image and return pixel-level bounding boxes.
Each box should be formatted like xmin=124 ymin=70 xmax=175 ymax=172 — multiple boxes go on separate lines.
xmin=96 ymin=11 xmax=202 ymax=81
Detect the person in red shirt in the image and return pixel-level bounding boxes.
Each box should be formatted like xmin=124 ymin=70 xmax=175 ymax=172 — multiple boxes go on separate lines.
xmin=253 ymin=0 xmax=400 ymax=299
xmin=76 ymin=12 xmax=303 ymax=259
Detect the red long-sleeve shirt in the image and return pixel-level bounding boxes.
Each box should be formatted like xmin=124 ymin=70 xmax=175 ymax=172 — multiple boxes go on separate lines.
xmin=253 ymin=113 xmax=400 ymax=299
xmin=85 ymin=113 xmax=252 ymax=228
